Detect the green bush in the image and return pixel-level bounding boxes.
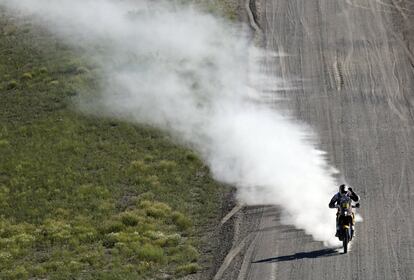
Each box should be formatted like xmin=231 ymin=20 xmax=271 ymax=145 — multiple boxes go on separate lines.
xmin=172 ymin=211 xmax=192 ymax=231
xmin=2 ymin=265 xmax=29 ymax=280
xmin=30 ymin=265 xmax=47 ymax=277
xmin=130 ymin=160 xmax=149 ymax=173
xmin=140 ymin=200 xmax=172 ymax=219
xmin=38 ymin=67 xmax=48 ymax=74
xmin=144 ymin=230 xmax=165 ymax=240
xmin=6 ymin=80 xmax=17 ymax=90
xmin=76 ymin=66 xmax=89 ymax=74
xmin=21 ymin=72 xmax=32 ymax=80
xmin=41 ymin=219 xmax=72 ymax=244
xmin=0 ymin=139 xmax=9 ymax=147
xmin=186 ymin=152 xmax=198 ymax=161
xmin=138 ymin=243 xmax=164 ymax=263
xmin=175 ymin=263 xmax=201 ymax=276
xmin=72 ymin=224 xmax=97 ymax=243
xmin=120 ymin=212 xmax=141 ymax=227
xmin=165 ymin=233 xmax=181 ymax=247
xmin=181 ymin=244 xmax=200 ymax=262
xmin=101 ymin=220 xmax=125 ymax=234
xmin=0 ymin=251 xmax=13 ymax=263
xmin=137 ymin=191 xmax=155 ymax=202
xmin=158 ymin=160 xmax=177 ymax=171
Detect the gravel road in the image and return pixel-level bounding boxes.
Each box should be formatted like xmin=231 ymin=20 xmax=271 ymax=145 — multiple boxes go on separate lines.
xmin=217 ymin=0 xmax=414 ymax=279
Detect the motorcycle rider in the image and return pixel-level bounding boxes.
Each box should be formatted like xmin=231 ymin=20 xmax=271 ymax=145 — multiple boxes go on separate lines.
xmin=329 ymin=184 xmax=360 ymax=237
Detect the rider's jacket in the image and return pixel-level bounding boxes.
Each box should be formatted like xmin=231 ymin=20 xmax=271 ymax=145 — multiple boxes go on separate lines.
xmin=329 ymin=190 xmax=360 ymax=212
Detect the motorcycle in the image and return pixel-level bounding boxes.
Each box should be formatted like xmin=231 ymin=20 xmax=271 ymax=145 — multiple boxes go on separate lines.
xmin=336 ymin=201 xmax=360 ymax=253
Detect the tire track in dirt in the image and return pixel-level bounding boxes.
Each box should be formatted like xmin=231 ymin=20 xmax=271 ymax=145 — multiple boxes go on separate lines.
xmin=218 ymin=0 xmax=414 ymax=279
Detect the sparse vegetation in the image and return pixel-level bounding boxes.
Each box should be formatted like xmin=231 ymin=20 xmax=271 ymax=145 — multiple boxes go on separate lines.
xmin=195 ymin=0 xmax=240 ymax=21
xmin=21 ymin=72 xmax=33 ymax=80
xmin=6 ymin=79 xmax=17 ymax=89
xmin=0 ymin=9 xmax=229 ymax=280
xmin=176 ymin=263 xmax=202 ymax=276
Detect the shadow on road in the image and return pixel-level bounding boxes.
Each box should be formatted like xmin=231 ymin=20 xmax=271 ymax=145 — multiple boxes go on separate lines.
xmin=252 ymin=248 xmax=340 ymax=263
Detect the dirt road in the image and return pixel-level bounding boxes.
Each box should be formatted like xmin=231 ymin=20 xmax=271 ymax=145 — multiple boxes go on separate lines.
xmin=216 ymin=0 xmax=414 ymax=279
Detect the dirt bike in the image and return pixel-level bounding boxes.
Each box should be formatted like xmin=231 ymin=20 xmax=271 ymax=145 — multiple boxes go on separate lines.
xmin=336 ymin=202 xmax=360 ymax=253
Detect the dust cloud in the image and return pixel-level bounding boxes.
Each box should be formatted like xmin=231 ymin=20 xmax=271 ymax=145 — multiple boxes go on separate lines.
xmin=1 ymin=0 xmax=345 ymax=246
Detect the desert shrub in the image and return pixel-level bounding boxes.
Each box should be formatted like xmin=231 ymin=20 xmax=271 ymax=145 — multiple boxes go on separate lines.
xmin=114 ymin=241 xmax=134 ymax=257
xmin=137 ymin=243 xmax=164 ymax=263
xmin=67 ymin=260 xmax=84 ymax=273
xmin=186 ymin=152 xmax=197 ymax=161
xmin=49 ymin=80 xmax=59 ymax=86
xmin=75 ymin=66 xmax=89 ymax=74
xmin=78 ymin=185 xmax=110 ymax=201
xmin=181 ymin=244 xmax=199 ymax=262
xmin=78 ymin=249 xmax=105 ymax=267
xmin=144 ymin=230 xmax=167 ymax=247
xmin=130 ymin=160 xmax=149 ymax=173
xmin=42 ymin=261 xmax=65 ymax=273
xmin=144 ymin=230 xmax=165 ymax=240
xmin=0 ymin=250 xmax=12 ymax=260
xmin=11 ymin=233 xmax=36 ymax=248
xmin=137 ymin=191 xmax=155 ymax=202
xmin=145 ymin=175 xmax=160 ymax=188
xmin=2 ymin=266 xmax=29 ymax=280
xmin=0 ymin=139 xmax=9 ymax=148
xmin=140 ymin=200 xmax=172 ymax=219
xmin=41 ymin=219 xmax=72 ymax=244
xmin=38 ymin=67 xmax=48 ymax=74
xmin=53 ymin=208 xmax=71 ymax=219
xmin=175 ymin=263 xmax=201 ymax=276
xmin=158 ymin=160 xmax=177 ymax=171
xmin=62 ymin=61 xmax=79 ymax=74
xmin=21 ymin=72 xmax=32 ymax=80
xmin=6 ymin=80 xmax=17 ymax=90
xmin=144 ymin=154 xmax=154 ymax=162
xmin=145 ymin=207 xmax=166 ymax=219
xmin=165 ymin=233 xmax=181 ymax=247
xmin=0 ymin=185 xmax=10 ymax=208
xmin=120 ymin=212 xmax=140 ymax=227
xmin=169 ymin=244 xmax=199 ymax=264
xmin=72 ymin=224 xmax=97 ymax=243
xmin=30 ymin=265 xmax=47 ymax=277
xmin=171 ymin=211 xmax=192 ymax=231
xmin=101 ymin=220 xmax=125 ymax=234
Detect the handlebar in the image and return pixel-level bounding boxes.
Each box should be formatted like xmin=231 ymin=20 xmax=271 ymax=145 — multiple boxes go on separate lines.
xmin=335 ymin=203 xmax=360 ymax=209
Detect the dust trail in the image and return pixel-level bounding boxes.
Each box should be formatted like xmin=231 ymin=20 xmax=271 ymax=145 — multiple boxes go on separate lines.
xmin=1 ymin=0 xmax=344 ymax=246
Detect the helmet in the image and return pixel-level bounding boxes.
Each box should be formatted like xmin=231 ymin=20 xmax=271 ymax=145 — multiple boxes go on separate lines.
xmin=339 ymin=184 xmax=347 ymax=194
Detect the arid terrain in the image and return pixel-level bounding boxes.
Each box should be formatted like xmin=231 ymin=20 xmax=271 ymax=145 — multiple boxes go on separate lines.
xmin=215 ymin=0 xmax=414 ymax=279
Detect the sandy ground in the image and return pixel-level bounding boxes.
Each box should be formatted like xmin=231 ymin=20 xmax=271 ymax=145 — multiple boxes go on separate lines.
xmin=213 ymin=0 xmax=414 ymax=279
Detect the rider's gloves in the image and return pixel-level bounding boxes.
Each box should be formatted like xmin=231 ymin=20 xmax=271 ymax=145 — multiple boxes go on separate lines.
xmin=348 ymin=187 xmax=353 ymax=193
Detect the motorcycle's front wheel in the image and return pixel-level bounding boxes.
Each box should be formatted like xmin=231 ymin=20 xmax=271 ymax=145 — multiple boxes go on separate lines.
xmin=343 ymin=229 xmax=349 ymax=253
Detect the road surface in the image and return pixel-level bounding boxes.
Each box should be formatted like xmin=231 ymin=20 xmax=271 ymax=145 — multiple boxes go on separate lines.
xmin=217 ymin=0 xmax=414 ymax=279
